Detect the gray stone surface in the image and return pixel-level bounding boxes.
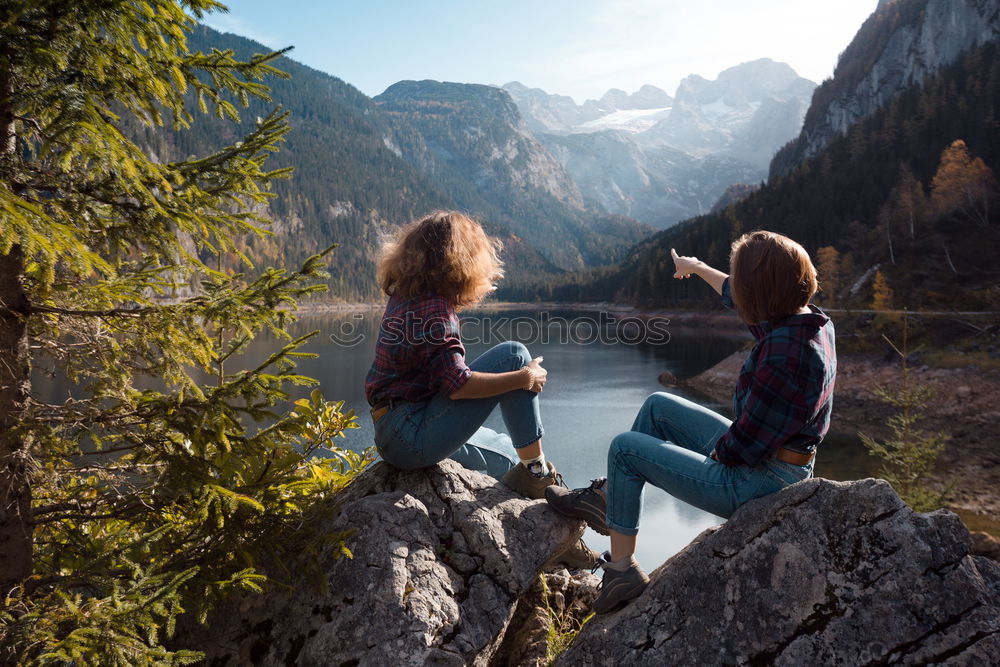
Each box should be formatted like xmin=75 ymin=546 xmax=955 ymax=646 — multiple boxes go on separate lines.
xmin=175 ymin=459 xmax=583 ymax=666
xmin=557 ymin=478 xmax=1000 ymax=666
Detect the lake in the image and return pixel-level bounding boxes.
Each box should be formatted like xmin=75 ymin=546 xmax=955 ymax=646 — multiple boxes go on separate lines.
xmin=277 ymin=307 xmax=876 ymax=570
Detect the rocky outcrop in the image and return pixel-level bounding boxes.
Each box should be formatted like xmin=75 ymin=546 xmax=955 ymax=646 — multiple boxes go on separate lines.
xmin=174 ymin=459 xmax=584 ymax=666
xmin=557 ymin=477 xmax=1000 ymax=665
xmin=492 ymin=568 xmax=600 ymax=667
xmin=684 ymin=348 xmax=749 ymax=402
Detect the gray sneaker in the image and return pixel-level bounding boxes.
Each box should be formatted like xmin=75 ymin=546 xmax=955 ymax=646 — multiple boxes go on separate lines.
xmin=593 ymin=551 xmax=649 ymax=615
xmin=502 ymin=461 xmax=565 ymax=500
xmin=544 ymin=477 xmax=609 ymax=535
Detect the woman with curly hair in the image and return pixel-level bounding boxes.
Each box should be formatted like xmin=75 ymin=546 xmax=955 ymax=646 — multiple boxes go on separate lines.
xmin=365 ymin=211 xmax=564 ymax=499
xmin=547 ymin=230 xmax=837 ymax=613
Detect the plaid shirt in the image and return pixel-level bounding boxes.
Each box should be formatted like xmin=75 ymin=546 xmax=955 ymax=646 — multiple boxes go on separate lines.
xmin=365 ymin=292 xmax=472 ymax=405
xmin=714 ymin=278 xmax=837 ymax=467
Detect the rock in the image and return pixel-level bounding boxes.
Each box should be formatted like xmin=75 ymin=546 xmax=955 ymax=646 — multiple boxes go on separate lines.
xmin=492 ymin=568 xmax=600 ymax=667
xmin=174 ymin=459 xmax=585 ymax=666
xmin=971 ymin=530 xmax=1000 ymax=562
xmin=683 ymin=349 xmax=749 ymax=402
xmin=557 ymin=478 xmax=1000 ymax=665
xmin=657 ymin=370 xmax=678 ymax=387
xmin=957 ymin=385 xmax=972 ymax=399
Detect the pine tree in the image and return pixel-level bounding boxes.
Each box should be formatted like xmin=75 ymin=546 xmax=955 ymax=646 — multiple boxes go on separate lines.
xmin=0 ymin=2 xmax=369 ymax=662
xmin=860 ymin=319 xmax=951 ymax=512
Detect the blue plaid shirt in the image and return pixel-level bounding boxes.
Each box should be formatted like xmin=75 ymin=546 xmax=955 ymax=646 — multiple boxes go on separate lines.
xmin=714 ymin=278 xmax=837 ymax=467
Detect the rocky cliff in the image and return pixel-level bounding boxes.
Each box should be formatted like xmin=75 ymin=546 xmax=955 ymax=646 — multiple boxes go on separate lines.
xmin=174 ymin=460 xmax=1000 ymax=665
xmin=377 ymin=80 xmax=584 ymax=210
xmin=558 ymin=477 xmax=1000 ymax=665
xmin=772 ymin=0 xmax=1000 ymax=178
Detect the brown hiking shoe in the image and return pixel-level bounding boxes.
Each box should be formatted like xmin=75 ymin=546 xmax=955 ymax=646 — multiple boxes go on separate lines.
xmin=502 ymin=461 xmax=565 ymax=500
xmin=593 ymin=551 xmax=649 ymax=615
xmin=545 ymin=477 xmax=609 ymax=535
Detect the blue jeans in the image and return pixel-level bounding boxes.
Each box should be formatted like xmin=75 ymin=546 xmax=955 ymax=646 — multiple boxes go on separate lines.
xmin=373 ymin=341 xmax=543 ymax=479
xmin=605 ymin=392 xmax=813 ymax=535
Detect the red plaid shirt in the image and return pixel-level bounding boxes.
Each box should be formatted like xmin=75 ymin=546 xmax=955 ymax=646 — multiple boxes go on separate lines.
xmin=365 ymin=292 xmax=472 ymax=405
xmin=714 ymin=278 xmax=837 ymax=467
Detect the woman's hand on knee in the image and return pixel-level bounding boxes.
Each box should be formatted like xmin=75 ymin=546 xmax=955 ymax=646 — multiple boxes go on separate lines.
xmin=525 ymin=356 xmax=547 ymax=392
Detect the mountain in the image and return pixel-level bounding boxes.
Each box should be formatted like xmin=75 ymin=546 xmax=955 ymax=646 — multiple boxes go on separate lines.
xmin=640 ymin=59 xmax=815 ymax=164
xmin=131 ymin=26 xmax=652 ymax=299
xmin=373 ymin=80 xmax=651 ymax=272
xmin=503 ymin=60 xmax=813 ymax=229
xmin=502 ymin=82 xmax=673 ymax=135
xmin=535 ymin=11 xmax=1000 ymax=312
xmin=772 ymin=0 xmax=1000 ymax=178
xmin=539 ymin=131 xmax=760 ymax=229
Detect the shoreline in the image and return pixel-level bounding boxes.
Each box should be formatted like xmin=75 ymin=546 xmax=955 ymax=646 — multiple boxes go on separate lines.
xmin=292 ymin=300 xmax=753 ymax=331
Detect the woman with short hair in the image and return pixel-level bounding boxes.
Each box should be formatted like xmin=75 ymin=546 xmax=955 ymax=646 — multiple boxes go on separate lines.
xmin=547 ymin=230 xmax=837 ymax=613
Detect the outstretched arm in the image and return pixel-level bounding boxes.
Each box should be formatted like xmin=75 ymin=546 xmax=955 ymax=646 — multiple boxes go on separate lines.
xmin=671 ymin=248 xmax=728 ymax=295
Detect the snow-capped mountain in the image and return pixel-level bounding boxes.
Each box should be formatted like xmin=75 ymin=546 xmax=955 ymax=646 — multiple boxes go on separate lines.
xmin=502 ymin=82 xmax=673 ymax=135
xmin=641 ymin=59 xmax=815 ymax=163
xmin=502 ymin=59 xmax=815 ymax=229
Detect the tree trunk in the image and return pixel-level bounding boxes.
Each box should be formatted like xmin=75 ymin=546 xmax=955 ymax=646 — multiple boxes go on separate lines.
xmin=0 ymin=246 xmax=33 ymax=594
xmin=0 ymin=55 xmax=32 ymax=593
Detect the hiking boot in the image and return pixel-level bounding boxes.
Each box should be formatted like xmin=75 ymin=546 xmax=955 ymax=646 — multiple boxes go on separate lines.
xmin=502 ymin=461 xmax=565 ymax=500
xmin=544 ymin=477 xmax=609 ymax=535
xmin=593 ymin=551 xmax=649 ymax=615
xmin=551 ymin=537 xmax=602 ymax=570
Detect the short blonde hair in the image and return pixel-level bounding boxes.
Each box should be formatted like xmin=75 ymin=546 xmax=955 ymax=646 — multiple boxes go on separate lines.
xmin=729 ymin=230 xmax=817 ymax=325
xmin=377 ymin=211 xmax=504 ymax=308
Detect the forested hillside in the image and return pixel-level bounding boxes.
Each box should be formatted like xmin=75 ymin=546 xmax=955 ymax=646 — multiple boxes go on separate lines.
xmin=519 ymin=39 xmax=1000 ymax=312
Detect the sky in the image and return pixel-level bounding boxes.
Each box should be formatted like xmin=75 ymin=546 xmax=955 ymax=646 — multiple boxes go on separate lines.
xmin=203 ymin=0 xmax=880 ymax=103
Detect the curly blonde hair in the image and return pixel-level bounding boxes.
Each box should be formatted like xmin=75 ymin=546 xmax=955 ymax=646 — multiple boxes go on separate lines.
xmin=377 ymin=211 xmax=504 ymax=308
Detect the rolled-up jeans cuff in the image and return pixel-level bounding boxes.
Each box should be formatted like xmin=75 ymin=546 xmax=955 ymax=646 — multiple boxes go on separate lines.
xmin=513 ymin=427 xmax=544 ymax=450
xmin=605 ymin=517 xmax=639 ymax=536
